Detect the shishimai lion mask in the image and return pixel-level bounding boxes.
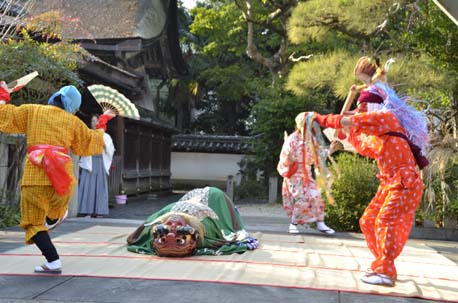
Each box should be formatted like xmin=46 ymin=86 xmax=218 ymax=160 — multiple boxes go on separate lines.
xmin=150 ymin=212 xmax=205 ymax=257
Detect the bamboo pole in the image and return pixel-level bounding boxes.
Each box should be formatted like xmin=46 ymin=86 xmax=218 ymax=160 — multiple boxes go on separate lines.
xmin=334 ymin=89 xmax=357 ymax=139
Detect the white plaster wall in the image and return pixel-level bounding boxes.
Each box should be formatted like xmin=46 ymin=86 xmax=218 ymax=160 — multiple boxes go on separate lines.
xmin=171 ymin=152 xmax=244 ymax=181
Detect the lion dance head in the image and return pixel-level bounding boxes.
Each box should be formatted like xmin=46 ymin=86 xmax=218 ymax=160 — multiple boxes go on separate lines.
xmin=150 ymin=213 xmax=205 ymax=257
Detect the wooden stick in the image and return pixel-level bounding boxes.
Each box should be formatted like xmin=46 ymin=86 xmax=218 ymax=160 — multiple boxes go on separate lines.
xmin=341 ymin=89 xmax=357 ymax=114
xmin=334 ymin=89 xmax=357 ymax=139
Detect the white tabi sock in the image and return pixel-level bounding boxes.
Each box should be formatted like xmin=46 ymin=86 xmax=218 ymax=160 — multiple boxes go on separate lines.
xmin=45 ymin=259 xmax=61 ymax=269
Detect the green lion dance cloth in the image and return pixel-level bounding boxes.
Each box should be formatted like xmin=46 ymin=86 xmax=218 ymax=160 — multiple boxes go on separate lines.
xmin=126 ymin=187 xmax=258 ymax=257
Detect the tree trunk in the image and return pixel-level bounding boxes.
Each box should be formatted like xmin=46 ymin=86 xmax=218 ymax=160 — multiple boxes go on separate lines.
xmin=0 ymin=134 xmax=9 ymax=203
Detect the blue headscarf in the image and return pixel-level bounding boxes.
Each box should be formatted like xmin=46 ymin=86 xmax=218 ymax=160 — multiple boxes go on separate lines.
xmin=48 ymin=85 xmax=81 ymax=114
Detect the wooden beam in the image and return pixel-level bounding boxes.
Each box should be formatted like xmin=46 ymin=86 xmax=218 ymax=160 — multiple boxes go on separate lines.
xmin=79 ymin=61 xmax=143 ymax=92
xmin=79 ymin=39 xmax=143 ymax=52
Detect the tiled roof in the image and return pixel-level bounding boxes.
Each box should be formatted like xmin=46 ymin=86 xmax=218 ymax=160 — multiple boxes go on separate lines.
xmin=172 ymin=134 xmax=252 ymax=154
xmin=27 ymin=0 xmax=168 ymax=40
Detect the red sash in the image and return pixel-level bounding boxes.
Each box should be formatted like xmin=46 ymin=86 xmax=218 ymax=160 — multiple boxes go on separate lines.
xmin=28 ymin=144 xmax=72 ymax=196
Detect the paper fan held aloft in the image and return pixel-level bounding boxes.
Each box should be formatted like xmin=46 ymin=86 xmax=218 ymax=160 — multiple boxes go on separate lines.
xmin=88 ymin=84 xmax=140 ymax=120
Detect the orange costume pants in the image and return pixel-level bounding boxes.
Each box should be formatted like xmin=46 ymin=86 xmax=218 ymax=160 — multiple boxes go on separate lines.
xmin=20 ymin=185 xmax=73 ymax=244
xmin=359 ymin=176 xmax=423 ymax=279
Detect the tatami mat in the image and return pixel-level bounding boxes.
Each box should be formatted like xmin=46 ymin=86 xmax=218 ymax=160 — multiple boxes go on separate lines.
xmin=1 ymin=226 xmax=457 ymax=302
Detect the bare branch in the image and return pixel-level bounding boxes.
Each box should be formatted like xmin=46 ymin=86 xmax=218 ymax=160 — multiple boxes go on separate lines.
xmin=0 ymin=0 xmax=35 ymax=42
xmin=267 ymin=8 xmax=282 ymax=22
xmin=370 ymin=19 xmax=388 ymax=36
xmin=237 ymin=0 xmax=293 ymax=83
xmin=288 ymin=52 xmax=313 ymax=62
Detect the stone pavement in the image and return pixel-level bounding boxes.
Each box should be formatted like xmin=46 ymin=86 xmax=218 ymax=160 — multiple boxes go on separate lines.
xmin=0 ymin=192 xmax=457 ymax=303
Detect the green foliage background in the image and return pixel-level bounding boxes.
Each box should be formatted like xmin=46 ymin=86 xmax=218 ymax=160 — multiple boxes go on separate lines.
xmin=249 ymin=79 xmax=331 ymax=178
xmin=0 ymin=204 xmax=20 ymax=228
xmin=286 ymin=1 xmax=454 ymax=101
xmin=424 ymin=158 xmax=458 ymax=227
xmin=0 ymin=34 xmax=83 ymax=105
xmin=186 ymin=0 xmax=458 ymax=175
xmin=325 ymin=153 xmax=379 ymax=232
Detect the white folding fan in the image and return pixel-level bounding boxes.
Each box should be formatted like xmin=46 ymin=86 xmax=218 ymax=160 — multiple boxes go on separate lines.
xmin=88 ymin=84 xmax=140 ymax=120
xmin=7 ymin=71 xmax=39 ymax=92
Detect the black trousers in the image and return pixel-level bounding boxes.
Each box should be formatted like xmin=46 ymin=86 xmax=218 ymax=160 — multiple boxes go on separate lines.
xmin=31 ymin=231 xmax=59 ymax=262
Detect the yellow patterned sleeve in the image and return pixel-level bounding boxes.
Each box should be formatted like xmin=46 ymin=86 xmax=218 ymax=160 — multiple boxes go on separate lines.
xmin=70 ymin=118 xmax=105 ymax=156
xmin=0 ymin=104 xmax=29 ymax=134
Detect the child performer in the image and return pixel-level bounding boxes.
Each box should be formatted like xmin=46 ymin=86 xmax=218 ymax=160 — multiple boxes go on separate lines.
xmin=277 ymin=112 xmax=335 ymax=235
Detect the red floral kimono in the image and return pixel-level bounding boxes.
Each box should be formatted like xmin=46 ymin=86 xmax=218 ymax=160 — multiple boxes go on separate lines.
xmin=277 ymin=130 xmax=325 ymax=224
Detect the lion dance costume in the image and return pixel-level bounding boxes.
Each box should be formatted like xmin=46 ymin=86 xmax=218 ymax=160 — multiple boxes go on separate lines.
xmin=127 ymin=187 xmax=258 ymax=257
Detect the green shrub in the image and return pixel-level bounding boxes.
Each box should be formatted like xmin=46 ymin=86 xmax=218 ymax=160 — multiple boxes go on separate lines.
xmin=325 ymin=152 xmax=379 ymax=232
xmin=422 ymin=157 xmax=458 ymax=228
xmin=0 ymin=204 xmax=20 ymax=228
xmin=0 ymin=33 xmax=84 ymax=105
xmin=448 ymin=200 xmax=458 ymax=228
xmin=436 ymin=162 xmax=458 ymax=228
xmin=235 ymin=179 xmax=268 ymax=201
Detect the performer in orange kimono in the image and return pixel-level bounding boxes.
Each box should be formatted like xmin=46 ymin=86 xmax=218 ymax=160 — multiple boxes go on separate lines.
xmin=0 ymin=82 xmax=113 ymax=274
xmin=313 ymin=57 xmax=429 ymax=286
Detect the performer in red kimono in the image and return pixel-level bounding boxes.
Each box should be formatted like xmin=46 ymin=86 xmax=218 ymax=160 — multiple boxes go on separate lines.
xmin=313 ymin=56 xmax=429 ymax=286
xmin=0 ymin=82 xmax=113 ymax=274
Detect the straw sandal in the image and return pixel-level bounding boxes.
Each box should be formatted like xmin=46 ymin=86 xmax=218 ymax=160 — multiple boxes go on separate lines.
xmin=360 ymin=272 xmax=395 ymax=287
xmin=34 ymin=264 xmax=62 ymax=274
xmin=317 ymin=227 xmax=335 ymax=235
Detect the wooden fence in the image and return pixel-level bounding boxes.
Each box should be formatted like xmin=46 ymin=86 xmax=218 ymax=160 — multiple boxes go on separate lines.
xmin=0 ymin=133 xmax=26 ymax=207
xmin=107 ymin=155 xmax=123 ymax=198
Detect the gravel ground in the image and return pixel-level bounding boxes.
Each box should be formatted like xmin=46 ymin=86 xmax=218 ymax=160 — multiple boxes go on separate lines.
xmin=108 ymin=192 xmax=287 ymax=220
xmin=236 ymin=203 xmax=286 ymax=217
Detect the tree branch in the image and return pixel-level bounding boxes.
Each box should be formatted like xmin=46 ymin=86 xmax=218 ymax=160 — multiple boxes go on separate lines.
xmin=289 ymin=52 xmax=313 ymax=62
xmin=237 ymin=0 xmax=293 ymax=82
